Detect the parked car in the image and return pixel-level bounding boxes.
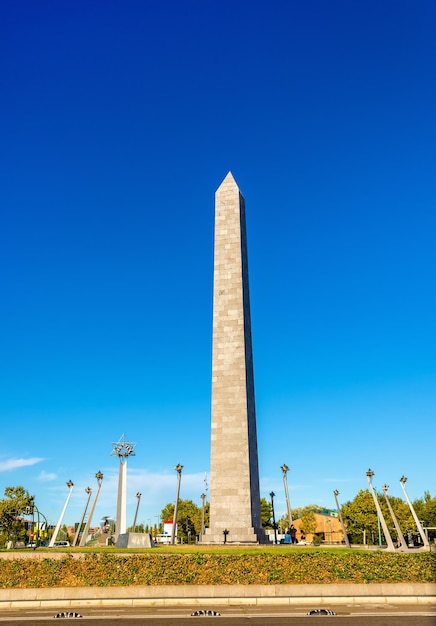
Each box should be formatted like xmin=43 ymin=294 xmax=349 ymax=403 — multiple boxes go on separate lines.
xmin=52 ymin=541 xmax=70 ymax=547
xmin=26 ymin=542 xmax=37 ymax=548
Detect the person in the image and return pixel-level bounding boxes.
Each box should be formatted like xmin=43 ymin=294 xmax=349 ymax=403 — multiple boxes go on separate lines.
xmin=290 ymin=525 xmax=297 ymax=544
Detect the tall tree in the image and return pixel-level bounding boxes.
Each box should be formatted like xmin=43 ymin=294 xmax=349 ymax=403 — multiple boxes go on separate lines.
xmin=260 ymin=497 xmax=273 ymax=528
xmin=341 ymin=489 xmax=416 ymax=545
xmin=299 ymin=510 xmax=317 ymax=536
xmin=413 ymin=492 xmax=436 ymax=540
xmin=0 ymin=486 xmax=33 ymax=546
xmin=160 ymin=499 xmax=209 ymax=541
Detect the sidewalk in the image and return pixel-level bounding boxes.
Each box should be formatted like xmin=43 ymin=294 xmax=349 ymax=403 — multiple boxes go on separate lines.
xmin=1 ymin=583 xmax=435 ymax=610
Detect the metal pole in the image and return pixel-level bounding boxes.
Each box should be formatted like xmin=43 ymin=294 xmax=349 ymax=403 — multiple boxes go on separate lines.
xmin=171 ymin=464 xmax=183 ymax=545
xmin=200 ymin=493 xmax=206 ymax=541
xmin=333 ymin=489 xmax=350 ymax=548
xmin=49 ymin=480 xmax=74 ymax=547
xmin=79 ymin=472 xmax=103 ymax=547
xmin=399 ymin=476 xmax=429 ymax=548
xmin=280 ymin=464 xmax=293 ymax=530
xmin=366 ymin=470 xmax=395 ymax=551
xmin=132 ymin=492 xmax=141 ymax=532
xmin=270 ymin=491 xmax=278 ymax=544
xmin=73 ymin=487 xmax=92 ymax=547
xmin=382 ymin=484 xmax=406 ymax=550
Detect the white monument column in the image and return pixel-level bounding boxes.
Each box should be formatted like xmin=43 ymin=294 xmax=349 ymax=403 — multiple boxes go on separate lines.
xmin=111 ymin=435 xmax=136 ymax=541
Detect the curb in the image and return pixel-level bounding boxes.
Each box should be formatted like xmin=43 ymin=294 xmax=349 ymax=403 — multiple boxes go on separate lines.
xmin=1 ymin=583 xmax=435 ymax=610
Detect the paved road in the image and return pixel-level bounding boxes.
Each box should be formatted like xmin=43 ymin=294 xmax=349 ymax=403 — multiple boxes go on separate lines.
xmin=0 ymin=606 xmax=435 ymax=625
xmin=0 ymin=616 xmax=435 ymax=625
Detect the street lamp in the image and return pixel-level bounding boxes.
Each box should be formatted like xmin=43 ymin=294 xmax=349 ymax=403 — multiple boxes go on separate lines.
xmin=333 ymin=489 xmax=350 ymax=548
xmin=270 ymin=491 xmax=278 ymax=545
xmin=200 ymin=492 xmax=206 ymax=540
xmin=28 ymin=498 xmax=48 ymax=549
xmin=79 ymin=471 xmax=104 ymax=547
xmin=132 ymin=492 xmax=141 ymax=532
xmin=73 ymin=487 xmax=92 ymax=547
xmin=171 ymin=464 xmax=183 ymax=545
xmin=49 ymin=480 xmax=74 ymax=547
xmin=365 ymin=469 xmax=395 ymax=551
xmin=382 ymin=484 xmax=405 ymax=550
xmin=280 ymin=464 xmax=293 ymax=530
xmin=399 ymin=476 xmax=429 ymax=549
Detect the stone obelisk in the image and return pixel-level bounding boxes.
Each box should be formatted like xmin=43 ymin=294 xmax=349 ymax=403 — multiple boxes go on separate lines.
xmin=203 ymin=172 xmax=266 ymax=544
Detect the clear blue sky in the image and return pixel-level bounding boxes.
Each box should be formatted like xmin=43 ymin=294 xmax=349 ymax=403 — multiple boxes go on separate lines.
xmin=1 ymin=0 xmax=435 ymax=529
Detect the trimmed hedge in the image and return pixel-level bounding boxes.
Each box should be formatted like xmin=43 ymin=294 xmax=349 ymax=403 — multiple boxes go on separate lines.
xmin=0 ymin=551 xmax=434 ymax=588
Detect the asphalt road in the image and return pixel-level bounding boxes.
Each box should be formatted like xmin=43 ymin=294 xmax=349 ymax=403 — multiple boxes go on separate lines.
xmin=0 ymin=606 xmax=435 ymax=625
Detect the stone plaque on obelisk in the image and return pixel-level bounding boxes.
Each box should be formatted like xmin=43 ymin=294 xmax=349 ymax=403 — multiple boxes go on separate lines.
xmin=203 ymin=172 xmax=266 ymax=544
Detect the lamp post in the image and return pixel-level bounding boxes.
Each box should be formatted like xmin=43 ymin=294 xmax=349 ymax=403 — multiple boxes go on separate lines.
xmin=79 ymin=471 xmax=104 ymax=547
xmin=280 ymin=464 xmax=293 ymax=531
xmin=270 ymin=491 xmax=278 ymax=544
xmin=365 ymin=470 xmax=395 ymax=551
xmin=333 ymin=489 xmax=350 ymax=548
xmin=132 ymin=492 xmax=141 ymax=532
xmin=382 ymin=484 xmax=405 ymax=550
xmin=200 ymin=492 xmax=206 ymax=540
xmin=399 ymin=476 xmax=429 ymax=549
xmin=171 ymin=464 xmax=183 ymax=545
xmin=49 ymin=480 xmax=74 ymax=547
xmin=73 ymin=487 xmax=92 ymax=547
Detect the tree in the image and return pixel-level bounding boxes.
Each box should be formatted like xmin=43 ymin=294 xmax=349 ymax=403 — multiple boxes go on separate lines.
xmin=160 ymin=499 xmax=209 ymax=542
xmin=341 ymin=489 xmax=416 ymax=545
xmin=292 ymin=504 xmax=329 ymax=519
xmin=341 ymin=490 xmax=378 ymax=544
xmin=0 ymin=486 xmax=34 ymax=547
xmin=260 ymin=497 xmax=273 ymax=528
xmin=299 ymin=510 xmax=317 ymax=536
xmin=413 ymin=492 xmax=436 ymax=541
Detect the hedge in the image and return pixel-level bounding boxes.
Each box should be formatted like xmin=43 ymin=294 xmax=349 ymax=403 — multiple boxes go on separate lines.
xmin=0 ymin=551 xmax=434 ymax=588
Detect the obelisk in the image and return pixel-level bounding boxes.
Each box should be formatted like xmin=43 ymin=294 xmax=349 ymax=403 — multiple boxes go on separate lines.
xmin=203 ymin=172 xmax=266 ymax=544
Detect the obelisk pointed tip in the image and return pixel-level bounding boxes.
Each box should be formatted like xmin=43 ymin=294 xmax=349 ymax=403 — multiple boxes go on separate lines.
xmin=217 ymin=171 xmax=239 ymax=192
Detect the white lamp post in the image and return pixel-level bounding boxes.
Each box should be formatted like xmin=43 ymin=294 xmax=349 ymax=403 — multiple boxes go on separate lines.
xmin=171 ymin=464 xmax=183 ymax=545
xmin=79 ymin=471 xmax=104 ymax=547
xmin=366 ymin=469 xmax=395 ymax=551
xmin=73 ymin=486 xmax=92 ymax=547
xmin=280 ymin=464 xmax=293 ymax=530
xmin=333 ymin=489 xmax=350 ymax=548
xmin=49 ymin=480 xmax=74 ymax=547
xmin=399 ymin=476 xmax=429 ymax=549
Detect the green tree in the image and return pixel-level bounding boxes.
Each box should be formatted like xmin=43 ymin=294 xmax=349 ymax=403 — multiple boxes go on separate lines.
xmin=413 ymin=492 xmax=436 ymax=541
xmin=381 ymin=495 xmax=414 ymax=540
xmin=0 ymin=486 xmax=33 ymax=547
xmin=299 ymin=510 xmax=317 ymax=536
xmin=341 ymin=489 xmax=416 ymax=545
xmin=292 ymin=504 xmax=328 ymax=519
xmin=341 ymin=490 xmax=378 ymax=544
xmin=160 ymin=499 xmax=209 ymax=542
xmin=260 ymin=497 xmax=273 ymax=528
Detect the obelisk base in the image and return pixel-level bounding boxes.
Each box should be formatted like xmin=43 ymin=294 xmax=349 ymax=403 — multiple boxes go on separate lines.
xmin=115 ymin=532 xmax=154 ymax=548
xmin=202 ymin=526 xmax=268 ymax=545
